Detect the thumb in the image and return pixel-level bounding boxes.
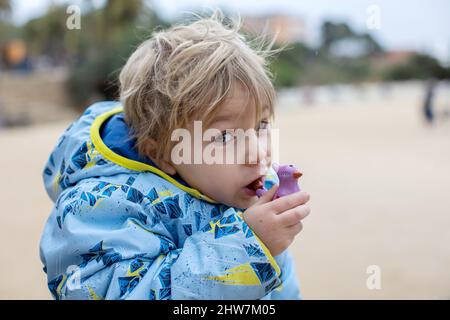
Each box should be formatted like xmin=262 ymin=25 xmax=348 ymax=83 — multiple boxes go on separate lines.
xmin=255 ymin=184 xmax=278 ymax=205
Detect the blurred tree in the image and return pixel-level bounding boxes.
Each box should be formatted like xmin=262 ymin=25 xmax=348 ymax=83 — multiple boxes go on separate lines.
xmin=23 ymin=5 xmax=68 ymax=64
xmin=103 ymin=0 xmax=142 ymax=24
xmin=0 ymin=20 xmax=18 ymax=42
xmin=270 ymin=42 xmax=313 ymax=87
xmin=269 ymin=20 xmax=385 ymax=88
xmin=382 ymin=53 xmax=450 ymax=81
xmin=359 ymin=33 xmax=383 ymax=56
xmin=321 ymin=20 xmax=383 ymax=56
xmin=13 ymin=0 xmax=166 ymax=107
xmin=321 ymin=21 xmax=354 ymax=52
xmin=1 ymin=0 xmax=20 ymax=68
xmin=66 ymin=0 xmax=168 ymax=108
xmin=0 ymin=0 xmax=11 ymax=17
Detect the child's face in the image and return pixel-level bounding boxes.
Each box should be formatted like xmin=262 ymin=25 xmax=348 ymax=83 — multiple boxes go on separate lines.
xmin=171 ymin=85 xmax=272 ymax=209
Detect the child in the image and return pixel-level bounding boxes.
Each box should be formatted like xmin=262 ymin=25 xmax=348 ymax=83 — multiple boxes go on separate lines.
xmin=40 ymin=13 xmax=310 ymax=300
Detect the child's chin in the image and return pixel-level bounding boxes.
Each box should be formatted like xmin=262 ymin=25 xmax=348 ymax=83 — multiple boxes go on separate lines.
xmin=233 ymin=196 xmax=258 ymax=210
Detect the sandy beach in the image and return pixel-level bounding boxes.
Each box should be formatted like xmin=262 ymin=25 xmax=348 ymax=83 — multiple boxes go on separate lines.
xmin=0 ymin=82 xmax=449 ymax=299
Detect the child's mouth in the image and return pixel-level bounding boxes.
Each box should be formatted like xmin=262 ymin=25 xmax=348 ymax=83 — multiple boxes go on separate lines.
xmin=243 ymin=176 xmax=265 ymax=196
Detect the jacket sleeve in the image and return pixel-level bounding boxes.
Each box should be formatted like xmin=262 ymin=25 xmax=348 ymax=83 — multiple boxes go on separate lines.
xmin=268 ymin=250 xmax=302 ymax=300
xmin=40 ymin=181 xmax=282 ymax=300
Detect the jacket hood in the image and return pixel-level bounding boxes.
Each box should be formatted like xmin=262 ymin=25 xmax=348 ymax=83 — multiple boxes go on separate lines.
xmin=42 ymin=101 xmax=214 ymax=203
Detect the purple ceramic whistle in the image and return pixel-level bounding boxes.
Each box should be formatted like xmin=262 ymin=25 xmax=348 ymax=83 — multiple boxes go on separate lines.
xmin=256 ymin=163 xmax=302 ymax=200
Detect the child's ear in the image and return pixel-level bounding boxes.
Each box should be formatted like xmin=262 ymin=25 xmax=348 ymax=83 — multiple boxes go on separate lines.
xmin=143 ymin=138 xmax=177 ymax=176
xmin=158 ymin=158 xmax=177 ymax=176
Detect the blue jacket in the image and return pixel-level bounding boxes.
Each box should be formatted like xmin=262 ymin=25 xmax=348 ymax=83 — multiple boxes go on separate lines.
xmin=39 ymin=101 xmax=302 ymax=300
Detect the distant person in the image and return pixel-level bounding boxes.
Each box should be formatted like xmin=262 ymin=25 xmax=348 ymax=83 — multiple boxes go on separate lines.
xmin=302 ymin=85 xmax=315 ymax=105
xmin=1 ymin=40 xmax=32 ymax=72
xmin=39 ymin=13 xmax=310 ymax=300
xmin=423 ymin=79 xmax=436 ymax=125
xmin=0 ymin=99 xmax=5 ymax=128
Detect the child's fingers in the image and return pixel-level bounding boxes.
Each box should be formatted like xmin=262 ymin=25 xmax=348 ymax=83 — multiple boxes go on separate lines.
xmin=278 ymin=204 xmax=311 ymax=227
xmin=254 ymin=184 xmax=278 ymax=205
xmin=286 ymin=221 xmax=303 ymax=236
xmin=266 ymin=191 xmax=310 ymax=214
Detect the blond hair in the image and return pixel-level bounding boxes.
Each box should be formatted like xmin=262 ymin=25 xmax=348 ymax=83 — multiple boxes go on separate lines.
xmin=119 ymin=11 xmax=277 ymax=161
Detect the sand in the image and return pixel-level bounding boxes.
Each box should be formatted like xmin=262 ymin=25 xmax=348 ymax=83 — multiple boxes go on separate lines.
xmin=0 ymin=81 xmax=449 ymax=299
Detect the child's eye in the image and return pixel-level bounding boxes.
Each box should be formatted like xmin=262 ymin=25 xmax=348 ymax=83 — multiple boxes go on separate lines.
xmin=257 ymin=120 xmax=270 ymax=132
xmin=213 ymin=131 xmax=234 ymax=144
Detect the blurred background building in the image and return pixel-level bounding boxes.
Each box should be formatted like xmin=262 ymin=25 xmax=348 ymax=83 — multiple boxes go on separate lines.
xmin=243 ymin=14 xmax=308 ymax=44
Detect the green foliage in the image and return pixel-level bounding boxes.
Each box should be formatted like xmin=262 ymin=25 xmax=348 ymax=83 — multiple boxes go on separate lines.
xmin=0 ymin=0 xmax=17 ymax=43
xmin=0 ymin=19 xmax=19 ymax=41
xmin=270 ymin=42 xmax=312 ymax=87
xmin=382 ymin=53 xmax=450 ymax=81
xmin=22 ymin=6 xmax=69 ymax=61
xmin=7 ymin=0 xmax=168 ymax=106
xmin=65 ymin=1 xmax=168 ymax=107
xmin=269 ymin=20 xmax=384 ymax=87
xmin=0 ymin=0 xmax=11 ymax=16
xmin=321 ymin=21 xmax=354 ymax=51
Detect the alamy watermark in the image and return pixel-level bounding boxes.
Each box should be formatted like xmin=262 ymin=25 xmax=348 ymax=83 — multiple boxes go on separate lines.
xmin=366 ymin=264 xmax=382 ymax=290
xmin=66 ymin=265 xmax=81 ymax=290
xmin=366 ymin=4 xmax=381 ymax=30
xmin=66 ymin=5 xmax=81 ymax=30
xmin=170 ymin=122 xmax=280 ymax=165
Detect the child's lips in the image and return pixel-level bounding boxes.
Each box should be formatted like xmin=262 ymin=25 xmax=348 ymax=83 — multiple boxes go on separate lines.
xmin=248 ymin=178 xmax=264 ymax=190
xmin=243 ymin=176 xmax=265 ymax=196
xmin=243 ymin=187 xmax=257 ymax=196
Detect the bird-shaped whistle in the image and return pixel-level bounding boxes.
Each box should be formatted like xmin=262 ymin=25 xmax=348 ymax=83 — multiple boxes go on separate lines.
xmin=256 ymin=163 xmax=302 ymax=200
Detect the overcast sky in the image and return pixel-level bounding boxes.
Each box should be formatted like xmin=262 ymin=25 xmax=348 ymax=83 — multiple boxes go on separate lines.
xmin=10 ymin=0 xmax=450 ymax=64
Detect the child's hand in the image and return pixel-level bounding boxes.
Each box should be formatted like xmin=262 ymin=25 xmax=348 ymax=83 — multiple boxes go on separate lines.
xmin=243 ymin=184 xmax=311 ymax=257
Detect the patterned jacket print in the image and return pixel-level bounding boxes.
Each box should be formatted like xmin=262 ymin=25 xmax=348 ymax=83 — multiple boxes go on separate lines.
xmin=39 ymin=101 xmax=302 ymax=300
